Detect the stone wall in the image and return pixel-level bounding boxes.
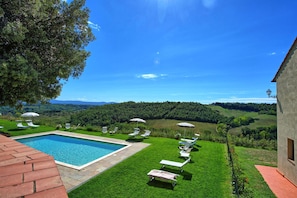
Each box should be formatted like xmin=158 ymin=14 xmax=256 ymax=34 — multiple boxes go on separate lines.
xmin=276 ymin=47 xmax=297 ymax=186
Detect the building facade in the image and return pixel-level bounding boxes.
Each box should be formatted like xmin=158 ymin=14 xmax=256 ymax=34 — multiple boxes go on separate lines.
xmin=272 ymin=37 xmax=297 ymax=186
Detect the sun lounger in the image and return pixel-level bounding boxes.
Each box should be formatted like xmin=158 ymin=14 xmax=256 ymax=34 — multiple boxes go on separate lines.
xmin=141 ymin=130 xmax=151 ymax=138
xmin=26 ymin=120 xmax=39 ymax=127
xmin=160 ymin=157 xmax=191 ymax=172
xmin=102 ymin=126 xmax=108 ymax=134
xmin=179 ymin=150 xmax=190 ymax=158
xmin=180 ymin=137 xmax=198 ymax=144
xmin=17 ymin=122 xmax=29 ymax=129
xmin=65 ymin=123 xmax=71 ymax=130
xmin=109 ymin=127 xmax=118 ymax=134
xmin=128 ymin=128 xmax=140 ymax=137
xmin=178 ymin=142 xmax=193 ymax=152
xmin=147 ymin=169 xmax=179 ymax=187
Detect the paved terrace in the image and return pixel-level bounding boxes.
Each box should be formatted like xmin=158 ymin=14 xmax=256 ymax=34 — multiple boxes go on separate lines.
xmin=0 ymin=131 xmax=150 ymax=197
xmin=0 ymin=134 xmax=68 ymax=198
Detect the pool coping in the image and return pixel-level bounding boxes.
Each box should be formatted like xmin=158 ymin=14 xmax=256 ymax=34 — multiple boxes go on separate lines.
xmin=13 ymin=131 xmax=132 ymax=170
xmin=13 ymin=131 xmax=150 ymax=192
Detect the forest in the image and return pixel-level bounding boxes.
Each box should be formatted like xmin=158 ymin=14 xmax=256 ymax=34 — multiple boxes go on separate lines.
xmin=0 ymin=101 xmax=277 ymax=149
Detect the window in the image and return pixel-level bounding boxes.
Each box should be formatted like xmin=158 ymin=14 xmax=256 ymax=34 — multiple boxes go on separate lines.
xmin=288 ymin=138 xmax=295 ymax=161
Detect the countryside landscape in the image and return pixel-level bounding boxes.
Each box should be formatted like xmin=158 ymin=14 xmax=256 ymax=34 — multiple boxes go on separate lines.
xmin=2 ymin=1 xmax=295 ymax=197
xmin=0 ymin=101 xmax=277 ymax=197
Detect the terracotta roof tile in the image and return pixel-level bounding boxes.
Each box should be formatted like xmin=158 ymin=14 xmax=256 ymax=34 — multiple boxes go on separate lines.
xmin=0 ymin=135 xmax=68 ymax=198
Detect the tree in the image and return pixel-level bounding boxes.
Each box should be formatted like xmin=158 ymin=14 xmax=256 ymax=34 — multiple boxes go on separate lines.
xmin=0 ymin=0 xmax=95 ymax=108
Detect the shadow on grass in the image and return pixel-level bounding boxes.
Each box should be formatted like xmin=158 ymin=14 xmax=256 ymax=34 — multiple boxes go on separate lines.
xmin=160 ymin=167 xmax=193 ymax=181
xmin=0 ymin=132 xmax=11 ymax=137
xmin=8 ymin=128 xmax=29 ymax=131
xmin=147 ymin=179 xmax=175 ymax=190
xmin=126 ymin=137 xmax=144 ymax=142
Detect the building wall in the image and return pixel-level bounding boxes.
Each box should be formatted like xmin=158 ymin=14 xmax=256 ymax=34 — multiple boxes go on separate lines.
xmin=277 ymin=48 xmax=297 ymax=186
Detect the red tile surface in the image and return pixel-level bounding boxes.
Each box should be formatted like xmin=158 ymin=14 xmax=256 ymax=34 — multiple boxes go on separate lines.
xmin=25 ymin=186 xmax=68 ymax=198
xmin=33 ymin=160 xmax=57 ymax=170
xmin=255 ymin=165 xmax=297 ymax=198
xmin=24 ymin=167 xmax=60 ymax=182
xmin=28 ymin=152 xmax=50 ymax=159
xmin=0 ymin=156 xmax=31 ymax=166
xmin=36 ymin=175 xmax=64 ymax=192
xmin=12 ymin=150 xmax=39 ymax=158
xmin=0 ymin=150 xmax=17 ymax=157
xmin=0 ymin=181 xmax=34 ymax=198
xmin=0 ymin=135 xmax=68 ymax=198
xmin=0 ymin=163 xmax=32 ymax=176
xmin=0 ymin=173 xmax=23 ymax=187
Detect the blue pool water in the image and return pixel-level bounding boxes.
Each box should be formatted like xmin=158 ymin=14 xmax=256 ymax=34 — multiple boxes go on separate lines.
xmin=17 ymin=134 xmax=125 ymax=167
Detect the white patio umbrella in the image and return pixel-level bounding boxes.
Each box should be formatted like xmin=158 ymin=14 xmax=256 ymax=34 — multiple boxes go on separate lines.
xmin=21 ymin=112 xmax=39 ymax=119
xmin=130 ymin=118 xmax=146 ymax=127
xmin=177 ymin=122 xmax=195 ymax=137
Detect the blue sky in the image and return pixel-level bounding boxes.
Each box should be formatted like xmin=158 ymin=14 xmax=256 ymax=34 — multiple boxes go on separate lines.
xmin=57 ymin=0 xmax=297 ymax=104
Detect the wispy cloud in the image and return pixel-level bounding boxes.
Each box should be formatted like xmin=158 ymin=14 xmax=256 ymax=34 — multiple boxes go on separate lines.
xmin=137 ymin=73 xmax=167 ymax=79
xmin=268 ymin=52 xmax=276 ymax=56
xmin=88 ymin=21 xmax=100 ymax=31
xmin=138 ymin=74 xmax=158 ymax=79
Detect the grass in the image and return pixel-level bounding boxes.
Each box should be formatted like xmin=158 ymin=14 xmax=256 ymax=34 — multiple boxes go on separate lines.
xmin=0 ymin=118 xmax=55 ymax=136
xmin=68 ymin=137 xmax=233 ymax=198
xmin=235 ymin=146 xmax=277 ymax=198
xmin=0 ymin=118 xmax=277 ymax=197
xmin=209 ymin=105 xmax=250 ymax=117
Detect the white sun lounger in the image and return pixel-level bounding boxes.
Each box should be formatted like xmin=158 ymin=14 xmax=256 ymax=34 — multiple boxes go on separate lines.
xmin=26 ymin=120 xmax=39 ymax=127
xmin=180 ymin=136 xmax=198 ymax=144
xmin=65 ymin=123 xmax=71 ymax=130
xmin=160 ymin=157 xmax=191 ymax=172
xmin=109 ymin=127 xmax=118 ymax=134
xmin=179 ymin=150 xmax=190 ymax=158
xmin=128 ymin=128 xmax=140 ymax=137
xmin=147 ymin=169 xmax=179 ymax=187
xmin=141 ymin=130 xmax=151 ymax=138
xmin=17 ymin=122 xmax=29 ymax=129
xmin=102 ymin=126 xmax=108 ymax=134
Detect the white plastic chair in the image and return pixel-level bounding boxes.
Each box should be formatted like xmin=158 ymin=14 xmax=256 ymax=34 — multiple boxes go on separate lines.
xmin=65 ymin=123 xmax=71 ymax=130
xmin=102 ymin=126 xmax=108 ymax=134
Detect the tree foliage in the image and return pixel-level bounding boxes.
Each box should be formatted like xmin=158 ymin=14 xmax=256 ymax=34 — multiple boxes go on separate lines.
xmin=70 ymin=101 xmax=227 ymax=126
xmin=0 ymin=0 xmax=95 ymax=108
xmin=212 ymin=102 xmax=276 ymax=115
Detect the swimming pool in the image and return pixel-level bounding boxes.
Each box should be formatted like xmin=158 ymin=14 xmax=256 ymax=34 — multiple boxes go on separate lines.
xmin=15 ymin=133 xmax=128 ymax=170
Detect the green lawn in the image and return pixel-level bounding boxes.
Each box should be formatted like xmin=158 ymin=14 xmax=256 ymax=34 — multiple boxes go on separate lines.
xmin=235 ymin=146 xmax=277 ymax=198
xmin=68 ymin=137 xmax=233 ymax=198
xmin=0 ymin=119 xmax=55 ymax=136
xmin=0 ymin=118 xmax=277 ymax=197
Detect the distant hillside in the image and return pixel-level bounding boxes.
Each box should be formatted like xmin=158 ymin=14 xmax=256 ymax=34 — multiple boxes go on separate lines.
xmin=70 ymin=101 xmax=227 ymax=126
xmin=50 ymin=100 xmax=116 ymax=106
